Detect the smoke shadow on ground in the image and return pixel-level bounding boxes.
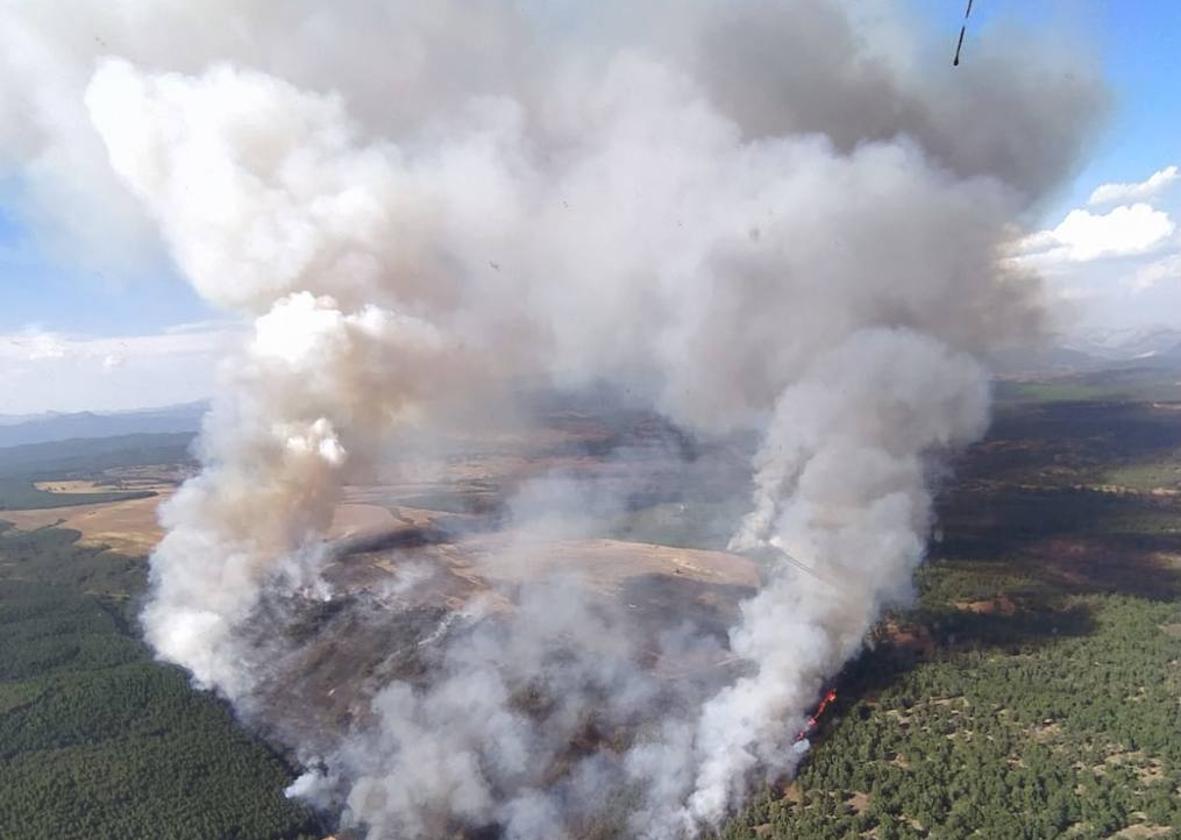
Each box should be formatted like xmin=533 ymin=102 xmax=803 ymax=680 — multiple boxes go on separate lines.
xmin=919 ymin=601 xmax=1098 ymax=655
xmin=814 ymin=398 xmax=1181 ymax=746
xmin=335 ymin=524 xmax=464 ymax=554
xmin=936 ymin=487 xmax=1181 ymax=603
xmin=809 ymin=601 xmax=1102 ymax=764
xmin=978 ymin=400 xmax=1181 ymax=481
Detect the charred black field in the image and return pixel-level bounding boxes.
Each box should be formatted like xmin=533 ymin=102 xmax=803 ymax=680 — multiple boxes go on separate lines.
xmin=3 ymin=377 xmax=1181 ymax=839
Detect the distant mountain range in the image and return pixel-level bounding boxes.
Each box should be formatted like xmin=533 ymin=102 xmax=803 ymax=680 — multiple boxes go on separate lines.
xmin=0 ymin=402 xmax=207 ymax=449
xmin=990 ymin=327 xmax=1181 ymax=376
xmin=6 ymin=328 xmax=1181 ymax=448
xmin=1062 ymin=326 xmax=1181 ymax=362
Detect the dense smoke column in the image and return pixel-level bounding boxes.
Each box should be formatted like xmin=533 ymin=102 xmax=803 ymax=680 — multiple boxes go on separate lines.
xmin=1 ymin=1 xmax=1107 ymax=836
xmin=697 ymin=329 xmax=990 ymax=823
xmin=140 ymin=293 xmax=460 ymax=695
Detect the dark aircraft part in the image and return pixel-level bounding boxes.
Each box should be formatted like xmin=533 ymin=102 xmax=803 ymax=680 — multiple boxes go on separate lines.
xmin=953 ymin=0 xmax=975 ymax=66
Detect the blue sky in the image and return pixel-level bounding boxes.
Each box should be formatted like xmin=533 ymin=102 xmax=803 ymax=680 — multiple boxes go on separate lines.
xmin=1069 ymin=2 xmax=1181 ymax=203
xmin=0 ymin=186 xmax=215 ymax=337
xmin=955 ymin=0 xmax=1181 ymax=337
xmin=0 ymin=0 xmax=1178 ymax=412
xmin=917 ymin=0 xmax=1181 ymax=216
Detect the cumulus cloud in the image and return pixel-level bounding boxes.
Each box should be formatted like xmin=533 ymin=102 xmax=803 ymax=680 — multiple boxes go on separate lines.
xmin=1127 ymin=253 xmax=1181 ymax=292
xmin=1005 ymin=160 xmax=1181 ymax=330
xmin=0 ymin=324 xmax=236 ymax=413
xmin=1088 ymin=164 xmax=1179 ymax=206
xmin=3 ymin=327 xmax=68 ymax=360
xmin=1016 ymin=203 xmax=1175 ymax=265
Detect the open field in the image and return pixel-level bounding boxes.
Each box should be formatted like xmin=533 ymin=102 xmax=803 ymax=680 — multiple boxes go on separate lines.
xmin=1 ymin=493 xmax=175 ymax=556
xmin=0 ymin=493 xmax=402 ymax=556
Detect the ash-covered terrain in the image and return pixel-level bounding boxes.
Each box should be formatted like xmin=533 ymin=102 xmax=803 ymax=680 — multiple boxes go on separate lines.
xmin=228 ymin=397 xmax=771 ymax=837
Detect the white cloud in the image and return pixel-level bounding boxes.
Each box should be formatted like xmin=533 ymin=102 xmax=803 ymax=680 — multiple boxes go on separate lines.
xmin=1007 ymin=165 xmax=1181 ymax=333
xmin=1127 ymin=253 xmax=1181 ymax=292
xmin=24 ymin=333 xmax=67 ymax=360
xmin=1014 ymin=202 xmax=1175 ymax=266
xmin=2 ymin=327 xmax=69 ymax=360
xmin=1088 ymin=165 xmax=1179 ymax=206
xmin=162 ymin=317 xmax=245 ymax=335
xmin=0 ymin=325 xmax=238 ymax=414
xmin=0 ymin=326 xmax=234 ymax=364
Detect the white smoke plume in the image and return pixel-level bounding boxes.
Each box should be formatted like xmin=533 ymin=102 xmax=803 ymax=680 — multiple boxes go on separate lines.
xmin=1 ymin=1 xmax=1105 ymax=836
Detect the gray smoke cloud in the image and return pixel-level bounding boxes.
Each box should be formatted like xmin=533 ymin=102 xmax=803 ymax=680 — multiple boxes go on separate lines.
xmin=0 ymin=1 xmax=1105 ymax=836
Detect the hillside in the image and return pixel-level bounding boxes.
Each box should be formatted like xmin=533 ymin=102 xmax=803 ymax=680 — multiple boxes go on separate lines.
xmin=0 ymin=403 xmax=205 ymax=449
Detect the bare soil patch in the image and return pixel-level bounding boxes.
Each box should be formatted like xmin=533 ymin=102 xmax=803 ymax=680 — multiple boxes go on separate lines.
xmin=954 ymin=595 xmax=1017 ymax=615
xmin=3 ymin=494 xmax=416 ymax=556
xmin=1113 ymin=824 xmax=1173 ymax=839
